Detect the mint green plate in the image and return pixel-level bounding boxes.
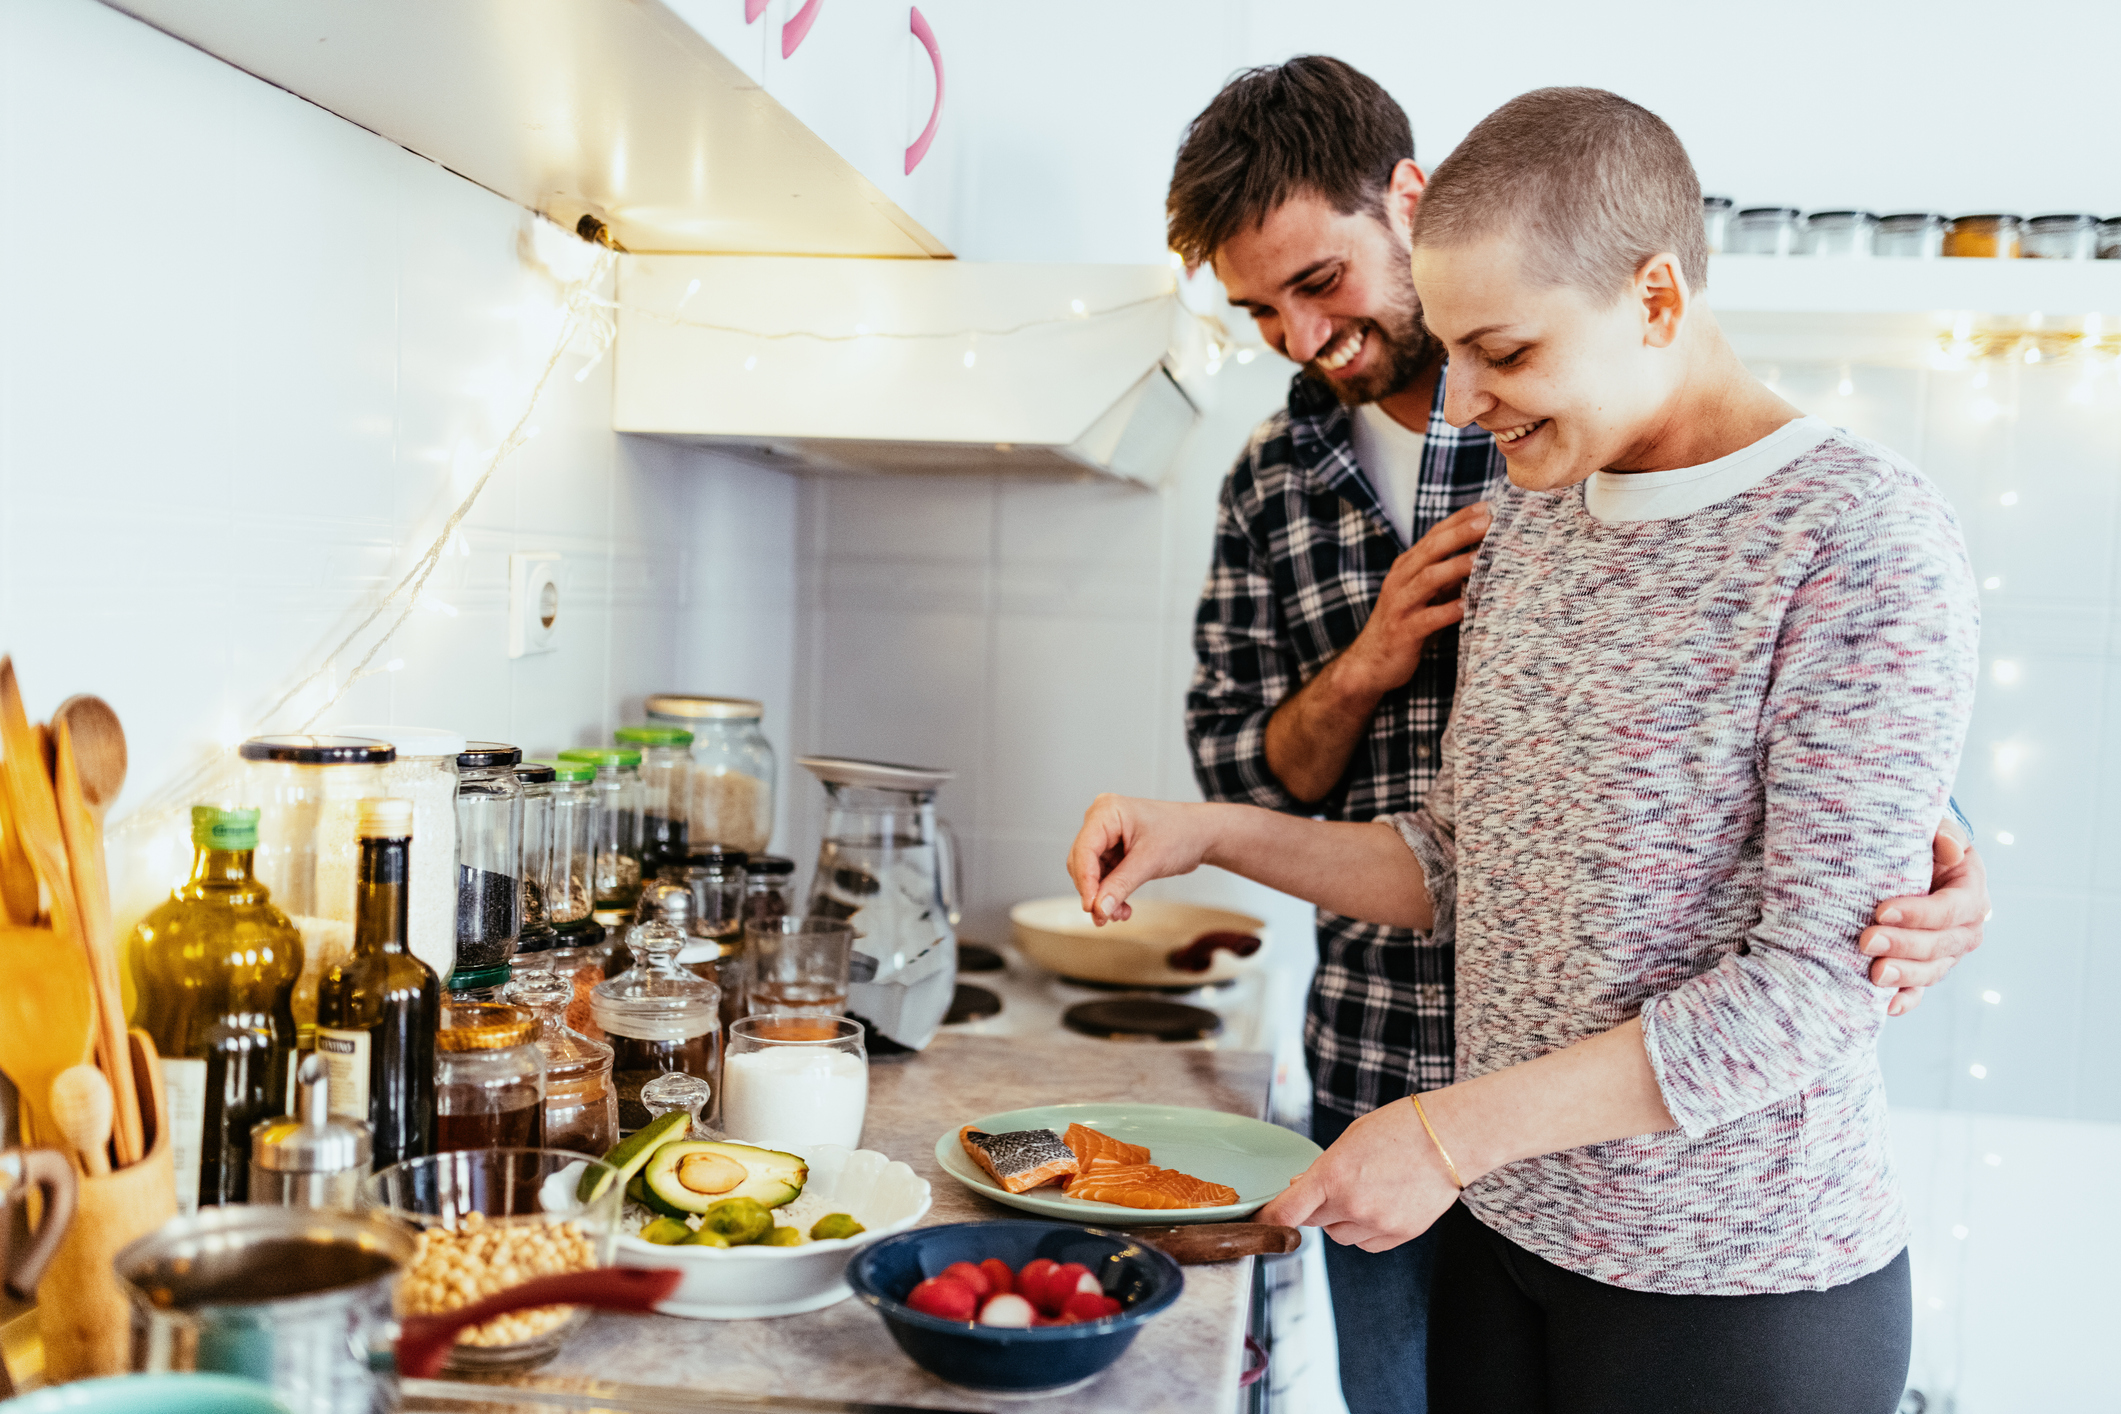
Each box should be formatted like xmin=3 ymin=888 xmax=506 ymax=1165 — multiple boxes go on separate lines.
xmin=935 ymin=1103 xmax=1322 ymax=1225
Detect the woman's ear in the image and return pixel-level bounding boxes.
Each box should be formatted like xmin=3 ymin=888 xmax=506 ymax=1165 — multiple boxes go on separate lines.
xmin=1638 ymin=252 xmax=1688 ymax=349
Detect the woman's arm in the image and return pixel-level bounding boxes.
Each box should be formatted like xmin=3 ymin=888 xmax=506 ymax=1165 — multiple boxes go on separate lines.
xmin=1064 ymin=796 xmax=1434 ymax=930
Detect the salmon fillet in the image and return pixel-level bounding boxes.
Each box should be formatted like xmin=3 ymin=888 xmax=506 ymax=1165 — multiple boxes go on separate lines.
xmin=960 ymin=1126 xmax=1079 ymax=1194
xmin=1063 ymin=1161 xmax=1239 ymax=1210
xmin=1063 ymin=1123 xmax=1151 ymax=1170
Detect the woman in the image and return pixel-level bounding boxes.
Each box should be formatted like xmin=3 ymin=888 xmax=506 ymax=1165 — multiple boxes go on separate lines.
xmin=1067 ymin=88 xmax=1976 ymax=1412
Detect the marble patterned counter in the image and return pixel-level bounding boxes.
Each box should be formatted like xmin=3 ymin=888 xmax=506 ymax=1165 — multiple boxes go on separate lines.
xmin=509 ymin=1033 xmax=1274 ymax=1413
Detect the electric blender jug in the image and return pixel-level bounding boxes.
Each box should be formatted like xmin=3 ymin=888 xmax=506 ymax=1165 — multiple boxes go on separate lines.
xmin=797 ymin=757 xmax=959 ymax=1052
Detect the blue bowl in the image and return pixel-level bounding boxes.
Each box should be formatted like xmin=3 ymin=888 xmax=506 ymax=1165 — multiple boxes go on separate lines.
xmin=847 ymin=1220 xmax=1185 ymax=1395
xmin=0 ymin=1374 xmax=291 ymax=1413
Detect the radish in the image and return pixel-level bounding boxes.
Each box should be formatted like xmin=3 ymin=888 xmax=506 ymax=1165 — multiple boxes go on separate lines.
xmin=1036 ymin=1263 xmax=1094 ymax=1317
xmin=979 ymin=1258 xmax=1016 ymax=1295
xmin=1062 ymin=1290 xmax=1113 ymax=1323
xmin=907 ymin=1276 xmax=978 ymax=1322
xmin=977 ymin=1293 xmax=1038 ymax=1327
xmin=940 ymin=1260 xmax=991 ymax=1298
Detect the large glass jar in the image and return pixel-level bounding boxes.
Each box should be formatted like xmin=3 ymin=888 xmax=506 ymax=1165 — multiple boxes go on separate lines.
xmin=503 ymin=970 xmax=616 ymax=1156
xmin=1875 ymin=213 xmax=1945 ymax=258
xmin=1943 ymin=214 xmax=2021 ymax=258
xmin=743 ymin=855 xmax=797 ymax=926
xmin=434 ymin=1003 xmax=546 ymax=1152
xmin=615 ymin=726 xmax=692 ymax=876
xmin=239 ymin=735 xmax=393 ymax=1054
xmin=2022 ymin=213 xmax=2097 ymax=260
xmin=335 ymin=724 xmax=465 ymax=981
xmin=515 ymin=761 xmax=557 ymax=956
xmin=454 ymin=743 xmax=524 ymax=983
xmin=644 ymin=695 xmax=775 ymax=855
xmin=590 ymin=921 xmax=721 ymax=1134
xmin=559 ymin=746 xmax=644 ymax=927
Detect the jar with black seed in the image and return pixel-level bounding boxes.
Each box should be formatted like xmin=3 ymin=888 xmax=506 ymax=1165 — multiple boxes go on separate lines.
xmin=454 ymin=742 xmax=524 ymax=975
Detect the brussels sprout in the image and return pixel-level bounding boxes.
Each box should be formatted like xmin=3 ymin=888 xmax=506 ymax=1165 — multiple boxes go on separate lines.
xmin=700 ymin=1196 xmax=774 ymax=1245
xmin=757 ymin=1225 xmax=803 ymax=1247
xmin=639 ymin=1217 xmax=692 ymax=1245
xmin=809 ymin=1213 xmax=865 ymax=1242
xmin=681 ymin=1226 xmax=731 ymax=1248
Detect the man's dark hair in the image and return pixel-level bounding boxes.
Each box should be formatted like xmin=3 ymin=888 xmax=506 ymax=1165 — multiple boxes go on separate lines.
xmin=1167 ymin=57 xmax=1414 ymax=268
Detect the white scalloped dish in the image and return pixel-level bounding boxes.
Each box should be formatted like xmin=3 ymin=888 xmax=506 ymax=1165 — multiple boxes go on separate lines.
xmin=613 ymin=1143 xmax=933 ymax=1319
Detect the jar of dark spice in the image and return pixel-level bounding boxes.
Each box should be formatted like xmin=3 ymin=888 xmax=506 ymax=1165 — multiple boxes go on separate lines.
xmin=502 ymin=970 xmax=616 ymax=1156
xmin=434 ymin=1003 xmax=546 ymax=1151
xmin=742 ymin=855 xmax=798 ymax=926
xmin=590 ymin=921 xmax=721 ymax=1135
xmin=616 ymin=726 xmax=692 ymax=876
xmin=455 ymin=743 xmax=524 ymax=976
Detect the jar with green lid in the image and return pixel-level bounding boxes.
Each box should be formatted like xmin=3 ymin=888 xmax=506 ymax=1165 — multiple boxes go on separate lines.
xmin=615 ymin=725 xmax=692 ymax=875
xmin=558 ymin=746 xmax=644 ymax=926
xmin=519 ymin=759 xmax=601 ymax=954
xmin=514 ymin=761 xmax=558 ymax=955
xmin=644 ymin=695 xmax=775 ymax=855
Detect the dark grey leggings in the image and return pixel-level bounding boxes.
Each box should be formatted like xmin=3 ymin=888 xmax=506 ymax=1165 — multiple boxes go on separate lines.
xmin=1428 ymin=1203 xmax=1912 ymax=1414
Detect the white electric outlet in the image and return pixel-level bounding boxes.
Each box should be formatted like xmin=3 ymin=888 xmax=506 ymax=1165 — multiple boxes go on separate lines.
xmin=508 ymin=552 xmax=563 ymax=658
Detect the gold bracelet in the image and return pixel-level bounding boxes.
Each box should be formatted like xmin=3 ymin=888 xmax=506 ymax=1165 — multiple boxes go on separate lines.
xmin=1410 ymin=1094 xmax=1466 ymax=1190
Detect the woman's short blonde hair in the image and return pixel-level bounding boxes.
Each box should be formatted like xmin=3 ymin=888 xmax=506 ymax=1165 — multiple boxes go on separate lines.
xmin=1412 ymin=88 xmax=1709 ymax=303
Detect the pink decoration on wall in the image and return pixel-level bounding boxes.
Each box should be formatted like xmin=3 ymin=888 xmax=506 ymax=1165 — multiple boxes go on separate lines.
xmin=905 ymin=6 xmax=943 ymax=175
xmin=745 ymin=0 xmax=766 ymax=21
xmin=781 ymin=0 xmax=822 ymax=57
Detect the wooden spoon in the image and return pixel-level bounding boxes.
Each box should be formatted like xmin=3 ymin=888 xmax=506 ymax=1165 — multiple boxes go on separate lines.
xmin=0 ymin=925 xmax=96 ymax=1153
xmin=53 ymin=697 xmax=126 ymax=820
xmin=0 ymin=777 xmax=37 ymax=925
xmin=49 ymin=1065 xmax=113 ymax=1177
xmin=51 ymin=717 xmax=140 ymax=1166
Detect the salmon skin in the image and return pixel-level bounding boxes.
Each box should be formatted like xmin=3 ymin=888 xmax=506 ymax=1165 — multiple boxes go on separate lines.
xmin=1062 ymin=1123 xmax=1151 ymax=1170
xmin=1063 ymin=1162 xmax=1239 ymax=1210
xmin=960 ymin=1126 xmax=1079 ymax=1194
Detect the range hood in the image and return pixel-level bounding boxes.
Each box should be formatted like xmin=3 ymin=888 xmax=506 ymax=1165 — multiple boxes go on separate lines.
xmin=614 ymin=257 xmax=1208 ymax=484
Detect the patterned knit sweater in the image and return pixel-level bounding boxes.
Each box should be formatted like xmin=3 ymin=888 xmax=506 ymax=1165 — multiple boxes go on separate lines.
xmin=1390 ymin=418 xmax=1978 ymax=1295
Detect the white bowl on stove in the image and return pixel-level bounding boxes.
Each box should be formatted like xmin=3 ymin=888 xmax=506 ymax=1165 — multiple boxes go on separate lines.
xmin=1010 ymin=896 xmax=1265 ymax=988
xmin=614 ymin=1143 xmax=932 ymax=1319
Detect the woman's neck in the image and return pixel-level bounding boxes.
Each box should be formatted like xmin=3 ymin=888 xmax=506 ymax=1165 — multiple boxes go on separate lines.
xmin=1607 ymin=308 xmax=1804 ymax=474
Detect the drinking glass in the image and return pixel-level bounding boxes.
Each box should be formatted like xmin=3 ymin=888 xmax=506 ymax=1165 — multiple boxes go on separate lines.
xmin=746 ymin=917 xmax=854 ymax=1017
xmin=720 ymin=1016 xmax=867 ymax=1153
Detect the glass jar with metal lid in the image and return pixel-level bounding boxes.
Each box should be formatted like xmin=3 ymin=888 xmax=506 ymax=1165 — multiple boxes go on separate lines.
xmin=558 ymin=746 xmax=645 ymax=926
xmin=502 ymin=969 xmax=616 ymax=1156
xmin=453 ymin=743 xmax=523 ymax=989
xmin=658 ymin=849 xmax=750 ymax=1029
xmin=1726 ymin=207 xmax=1799 ymax=255
xmin=435 ymin=1002 xmax=546 ymax=1151
xmin=644 ymin=695 xmax=775 ymax=855
xmin=2100 ymin=218 xmax=2121 ymax=260
xmin=333 ymin=724 xmax=466 ymax=982
xmin=615 ymin=725 xmax=692 ymax=875
xmin=514 ymin=761 xmax=558 ymax=956
xmin=1797 ymin=210 xmax=1876 ymax=257
xmin=2022 ymin=214 xmax=2098 ymax=260
xmin=1943 ymin=214 xmax=2021 ymax=258
xmin=1875 ymin=213 xmax=1946 ymax=258
xmin=1701 ymin=195 xmax=1733 ymax=254
xmin=249 ymin=1052 xmax=371 ymax=1211
xmin=591 ymin=921 xmax=721 ymax=1133
xmin=239 ymin=734 xmax=395 ymax=1054
xmin=519 ymin=759 xmax=602 ymax=955
xmin=743 ymin=855 xmax=798 ymax=926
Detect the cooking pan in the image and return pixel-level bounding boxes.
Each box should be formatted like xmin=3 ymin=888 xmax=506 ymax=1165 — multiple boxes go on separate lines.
xmin=1010 ymin=897 xmax=1265 ymax=988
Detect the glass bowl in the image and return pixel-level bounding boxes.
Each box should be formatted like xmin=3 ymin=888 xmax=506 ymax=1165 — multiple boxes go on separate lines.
xmin=362 ymin=1148 xmax=620 ymax=1371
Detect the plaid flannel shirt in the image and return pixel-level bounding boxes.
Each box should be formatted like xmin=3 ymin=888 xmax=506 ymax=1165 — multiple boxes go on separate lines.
xmin=1187 ymin=368 xmax=1506 ymax=1121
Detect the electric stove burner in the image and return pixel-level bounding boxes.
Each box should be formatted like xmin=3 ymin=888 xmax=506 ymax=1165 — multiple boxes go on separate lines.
xmin=1062 ymin=998 xmax=1223 ymax=1044
xmin=956 ymin=943 xmax=1006 ymax=973
xmin=943 ymin=983 xmax=1003 ymax=1026
xmin=1057 ymin=974 xmax=1235 ymax=996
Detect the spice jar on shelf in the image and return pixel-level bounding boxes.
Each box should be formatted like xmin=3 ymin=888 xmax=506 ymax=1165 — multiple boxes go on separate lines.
xmin=744 ymin=855 xmax=798 ymax=926
xmin=644 ymin=695 xmax=776 ymax=855
xmin=435 ymin=1003 xmax=546 ymax=1151
xmin=2022 ymin=213 xmax=2098 ymax=259
xmin=503 ymin=969 xmax=616 ymax=1156
xmin=659 ymin=849 xmax=749 ymax=1029
xmin=515 ymin=761 xmax=558 ymax=956
xmin=240 ymin=735 xmax=395 ymax=1056
xmin=2099 ymin=218 xmax=2121 ymax=260
xmin=1875 ymin=213 xmax=1946 ymax=258
xmin=334 ymin=724 xmax=466 ymax=981
xmin=1943 ymin=214 xmax=2021 ymax=258
xmin=1726 ymin=206 xmax=1800 ymax=255
xmin=1797 ymin=210 xmax=1876 ymax=257
xmin=1702 ymin=195 xmax=1733 ymax=254
xmin=616 ymin=726 xmax=693 ymax=876
xmin=559 ymin=746 xmax=644 ymax=926
xmin=518 ymin=759 xmax=603 ymax=958
xmin=590 ymin=920 xmax=722 ymax=1134
xmin=452 ymin=742 xmax=524 ymax=996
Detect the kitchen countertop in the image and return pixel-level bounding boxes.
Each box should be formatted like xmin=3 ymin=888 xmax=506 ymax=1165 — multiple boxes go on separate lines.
xmin=504 ymin=1033 xmax=1275 ymax=1414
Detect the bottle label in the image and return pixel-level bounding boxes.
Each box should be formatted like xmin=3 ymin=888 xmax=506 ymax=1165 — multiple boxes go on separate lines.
xmin=162 ymin=1058 xmax=208 ymax=1216
xmin=314 ymin=1028 xmax=371 ymax=1122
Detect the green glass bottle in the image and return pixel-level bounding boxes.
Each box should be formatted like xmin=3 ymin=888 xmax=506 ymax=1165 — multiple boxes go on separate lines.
xmin=130 ymin=805 xmax=303 ymax=1211
xmin=315 ymin=797 xmax=440 ymax=1169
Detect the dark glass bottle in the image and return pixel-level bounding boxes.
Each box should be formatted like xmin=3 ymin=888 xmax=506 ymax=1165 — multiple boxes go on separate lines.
xmin=130 ymin=806 xmax=303 ymax=1210
xmin=315 ymin=798 xmax=441 ymax=1169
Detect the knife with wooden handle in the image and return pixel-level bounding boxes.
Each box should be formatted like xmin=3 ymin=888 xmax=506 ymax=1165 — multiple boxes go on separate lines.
xmin=1130 ymin=1223 xmax=1301 ymax=1264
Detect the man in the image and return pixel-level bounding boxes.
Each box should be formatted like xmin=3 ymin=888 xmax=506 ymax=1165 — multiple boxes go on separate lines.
xmin=1169 ymin=57 xmax=1991 ymax=1414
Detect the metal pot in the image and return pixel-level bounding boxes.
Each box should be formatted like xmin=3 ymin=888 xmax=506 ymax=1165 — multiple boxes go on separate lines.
xmin=113 ymin=1206 xmax=676 ymax=1414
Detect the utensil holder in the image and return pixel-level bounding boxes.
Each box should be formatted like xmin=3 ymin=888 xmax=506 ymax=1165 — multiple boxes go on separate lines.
xmin=36 ymin=1117 xmax=173 ymax=1381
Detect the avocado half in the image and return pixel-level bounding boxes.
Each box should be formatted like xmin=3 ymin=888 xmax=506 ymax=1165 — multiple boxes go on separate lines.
xmin=642 ymin=1141 xmax=807 ymax=1216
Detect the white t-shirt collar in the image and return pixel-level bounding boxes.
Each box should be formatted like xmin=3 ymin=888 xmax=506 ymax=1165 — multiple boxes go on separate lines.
xmin=1585 ymin=417 xmax=1835 ymax=524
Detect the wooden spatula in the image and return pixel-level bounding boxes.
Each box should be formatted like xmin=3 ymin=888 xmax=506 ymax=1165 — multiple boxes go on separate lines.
xmin=0 ymin=925 xmax=96 ymax=1159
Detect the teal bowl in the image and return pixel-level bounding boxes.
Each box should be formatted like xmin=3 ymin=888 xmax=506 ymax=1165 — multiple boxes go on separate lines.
xmin=0 ymin=1374 xmax=291 ymax=1413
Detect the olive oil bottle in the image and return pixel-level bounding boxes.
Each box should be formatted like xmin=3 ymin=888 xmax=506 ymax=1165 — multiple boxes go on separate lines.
xmin=315 ymin=797 xmax=440 ymax=1168
xmin=130 ymin=806 xmax=304 ymax=1212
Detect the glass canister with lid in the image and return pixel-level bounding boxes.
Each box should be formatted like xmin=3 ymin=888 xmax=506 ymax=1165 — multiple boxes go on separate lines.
xmin=333 ymin=724 xmax=465 ymax=981
xmin=644 ymin=695 xmax=775 ymax=855
xmin=1726 ymin=206 xmax=1799 ymax=255
xmin=1943 ymin=214 xmax=2022 ymax=258
xmin=514 ymin=761 xmax=558 ymax=956
xmin=590 ymin=920 xmax=722 ymax=1134
xmin=1875 ymin=213 xmax=1946 ymax=258
xmin=743 ymin=855 xmax=798 ymax=926
xmin=558 ymin=746 xmax=645 ymax=926
xmin=519 ymin=759 xmax=603 ymax=956
xmin=502 ymin=969 xmax=616 ymax=1156
xmin=1701 ymin=195 xmax=1733 ymax=254
xmin=2022 ymin=213 xmax=2098 ymax=259
xmin=658 ymin=849 xmax=749 ymax=1029
xmin=1797 ymin=210 xmax=1876 ymax=257
xmin=239 ymin=735 xmax=394 ymax=1056
xmin=2100 ymin=218 xmax=2121 ymax=260
xmin=434 ymin=1002 xmax=546 ymax=1151
xmin=615 ymin=725 xmax=692 ymax=875
xmin=454 ymin=742 xmax=524 ymax=990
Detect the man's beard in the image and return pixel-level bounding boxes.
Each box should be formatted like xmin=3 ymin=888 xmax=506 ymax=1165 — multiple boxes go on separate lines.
xmin=1302 ymin=257 xmax=1440 ymax=407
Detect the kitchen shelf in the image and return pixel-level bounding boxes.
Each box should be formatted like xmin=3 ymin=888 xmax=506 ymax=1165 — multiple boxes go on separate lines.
xmin=102 ymin=0 xmax=949 ymax=257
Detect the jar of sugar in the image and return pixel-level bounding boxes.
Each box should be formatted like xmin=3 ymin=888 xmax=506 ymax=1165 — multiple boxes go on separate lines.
xmin=720 ymin=1016 xmax=867 ymax=1153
